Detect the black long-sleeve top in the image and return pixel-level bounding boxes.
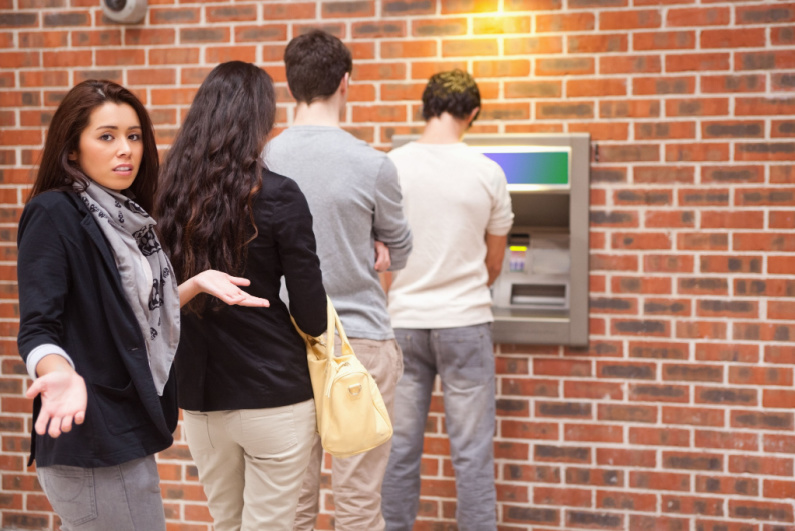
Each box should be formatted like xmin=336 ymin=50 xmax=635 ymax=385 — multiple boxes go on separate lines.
xmin=175 ymin=169 xmax=327 ymax=412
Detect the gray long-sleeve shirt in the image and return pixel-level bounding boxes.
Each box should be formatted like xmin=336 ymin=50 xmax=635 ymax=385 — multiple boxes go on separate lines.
xmin=265 ymin=126 xmax=412 ymax=340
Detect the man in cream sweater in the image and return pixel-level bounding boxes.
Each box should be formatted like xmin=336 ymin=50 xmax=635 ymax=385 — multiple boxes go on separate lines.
xmin=381 ymin=70 xmax=514 ymax=531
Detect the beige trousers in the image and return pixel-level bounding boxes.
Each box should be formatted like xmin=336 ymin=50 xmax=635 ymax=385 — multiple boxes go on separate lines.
xmin=183 ymin=399 xmax=316 ymax=531
xmin=293 ymin=337 xmax=403 ymax=531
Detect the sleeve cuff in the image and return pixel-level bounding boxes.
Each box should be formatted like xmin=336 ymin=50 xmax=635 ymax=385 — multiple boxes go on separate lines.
xmin=26 ymin=344 xmax=74 ymax=380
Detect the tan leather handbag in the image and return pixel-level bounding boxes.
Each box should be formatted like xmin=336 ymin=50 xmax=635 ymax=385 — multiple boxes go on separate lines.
xmin=292 ymin=297 xmax=393 ymax=458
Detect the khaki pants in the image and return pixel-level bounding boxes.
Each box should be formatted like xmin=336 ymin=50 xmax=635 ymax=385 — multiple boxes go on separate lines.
xmin=294 ymin=338 xmax=403 ymax=531
xmin=183 ymin=399 xmax=316 ymax=531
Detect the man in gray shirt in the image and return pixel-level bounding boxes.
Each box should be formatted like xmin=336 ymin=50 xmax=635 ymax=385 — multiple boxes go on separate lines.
xmin=264 ymin=30 xmax=412 ymax=531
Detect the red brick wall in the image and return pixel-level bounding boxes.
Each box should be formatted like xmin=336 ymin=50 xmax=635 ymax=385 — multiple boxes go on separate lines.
xmin=1 ymin=1 xmax=794 ymax=529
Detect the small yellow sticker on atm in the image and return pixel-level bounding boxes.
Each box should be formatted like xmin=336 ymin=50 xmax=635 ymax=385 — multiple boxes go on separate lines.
xmin=509 ymin=246 xmax=527 ymax=252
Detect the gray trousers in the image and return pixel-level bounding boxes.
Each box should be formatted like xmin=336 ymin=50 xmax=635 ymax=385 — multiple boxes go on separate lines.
xmin=37 ymin=454 xmax=165 ymax=531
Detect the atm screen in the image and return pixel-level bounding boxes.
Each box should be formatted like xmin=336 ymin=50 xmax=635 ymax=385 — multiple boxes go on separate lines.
xmin=472 ymin=146 xmax=571 ymax=190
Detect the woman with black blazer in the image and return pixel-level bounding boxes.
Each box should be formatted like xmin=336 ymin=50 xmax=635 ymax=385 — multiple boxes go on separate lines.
xmin=155 ymin=62 xmax=327 ymax=531
xmin=17 ymin=79 xmax=268 ymax=531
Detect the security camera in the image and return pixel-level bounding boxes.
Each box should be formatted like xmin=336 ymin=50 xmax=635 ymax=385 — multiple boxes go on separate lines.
xmin=101 ymin=0 xmax=147 ymax=24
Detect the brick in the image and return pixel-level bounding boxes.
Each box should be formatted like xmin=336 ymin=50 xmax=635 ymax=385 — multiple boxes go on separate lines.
xmin=0 ymin=12 xmax=38 ymax=27
xmin=736 ymin=142 xmax=795 ymax=162
xmin=536 ymin=102 xmax=593 ymax=120
xmin=96 ymin=49 xmax=145 ymax=66
xmin=611 ymin=275 xmax=671 ymax=294
xmin=629 ymin=341 xmax=688 ymax=360
xmin=566 ymin=467 xmax=624 ymax=488
xmin=764 ymin=389 xmax=795 ymax=409
xmin=735 ymin=232 xmax=795 ymax=252
xmin=702 ymin=74 xmax=766 ymax=93
xmin=600 ymin=99 xmax=660 ymax=118
xmin=534 ymin=486 xmax=591 ymax=507
xmin=321 ymin=0 xmax=374 ymax=17
xmin=773 ymin=120 xmax=795 ymax=138
xmin=600 ymin=9 xmax=661 ymax=30
xmin=679 ymin=188 xmax=730 ymax=206
xmin=696 ymin=476 xmax=759 ymax=497
xmin=629 ymin=426 xmax=690 ymax=447
xmin=180 ymin=27 xmax=229 ymax=44
xmin=535 ymin=401 xmax=591 ymax=419
xmin=590 ymin=296 xmax=638 ymax=314
xmin=150 ymin=48 xmax=200 ymax=65
xmin=633 ymin=76 xmax=695 ymax=95
xmin=732 ymin=455 xmax=794 ymax=477
xmin=441 ymin=38 xmax=498 ymax=57
xmin=564 ymin=423 xmax=623 ymax=442
xmin=700 ymin=255 xmax=762 ymax=274
xmin=661 ymin=495 xmax=724 ymax=517
xmin=412 ymin=17 xmax=467 ymax=36
xmin=663 ymin=364 xmax=721 ymax=383
xmin=667 ymin=7 xmax=730 ymax=26
xmin=662 ymin=406 xmax=724 ymax=427
xmin=736 ymin=3 xmax=795 ymax=25
xmin=566 ymin=510 xmax=624 ymax=529
xmin=630 ymin=471 xmax=690 ymax=492
xmin=703 ymin=120 xmax=765 ymax=139
xmin=665 ymin=142 xmax=730 ymax=162
xmin=630 ymin=383 xmax=688 ymax=403
xmin=763 ymin=433 xmax=795 ymax=454
xmin=234 ymin=25 xmax=287 ymax=42
xmin=611 ymin=232 xmax=671 ymax=250
xmin=676 ymin=320 xmax=727 ymax=340
xmin=598 ymin=361 xmax=655 ymax=380
xmin=501 ymin=420 xmax=558 ymax=440
xmin=599 ymin=404 xmax=657 ymax=423
xmin=534 ymin=444 xmax=590 ymax=464
xmin=536 ymin=57 xmax=595 ymax=76
xmin=505 ymin=36 xmax=563 ymax=55
xmin=634 ymin=30 xmax=695 ymax=50
xmin=697 ymin=344 xmax=758 ymax=363
xmin=569 ymin=122 xmax=629 ymax=141
xmin=737 ymin=50 xmax=795 ymax=71
xmin=292 ymin=23 xmax=345 ymax=39
xmin=728 ymin=500 xmax=793 ymax=522
xmin=590 ymin=254 xmax=638 ymax=272
xmin=440 ymin=0 xmax=499 ymax=13
xmin=537 ymin=12 xmax=594 ymax=32
xmin=567 ymin=79 xmax=627 ymax=98
xmin=150 ymin=7 xmax=200 ymax=25
xmin=503 ymin=462 xmax=559 ymax=483
xmin=597 ymin=448 xmax=656 ymax=468
xmin=644 ymin=211 xmax=695 ymax=229
xmin=19 ymin=70 xmax=69 ymax=88
xmin=634 ymin=166 xmax=694 ymax=184
xmin=772 ymin=165 xmax=795 ymax=183
xmin=505 ymin=0 xmax=562 ymax=9
xmin=590 ymin=211 xmax=638 ymax=229
xmin=352 ymin=20 xmax=406 ymax=38
xmin=505 ymin=80 xmax=561 ymax=99
xmin=695 ymin=429 xmax=758 ymax=452
xmin=479 ymin=103 xmax=530 ymax=121
xmin=731 ymin=410 xmax=793 ymax=431
xmin=666 ymin=53 xmax=730 ymax=72
xmin=473 ymin=15 xmax=531 ymax=34
xmin=567 ymin=34 xmax=628 ymax=53
xmin=598 ymin=145 xmax=659 ymax=162
xmin=207 ymin=4 xmax=258 ymax=22
xmin=666 ymin=98 xmax=729 ymax=117
xmin=503 ymin=506 xmax=558 ymax=525
xmin=635 ymin=122 xmax=695 ymax=140
xmin=702 ymin=28 xmax=766 ymax=48
xmin=261 ymin=2 xmax=316 ymax=19
xmin=600 ymin=55 xmax=661 ymax=74
xmin=597 ymin=490 xmax=656 ymax=512
xmin=123 ymin=28 xmax=175 ymax=46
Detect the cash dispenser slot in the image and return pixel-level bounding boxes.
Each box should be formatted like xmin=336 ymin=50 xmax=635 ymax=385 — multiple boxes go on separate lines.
xmin=511 ymin=283 xmax=567 ymax=307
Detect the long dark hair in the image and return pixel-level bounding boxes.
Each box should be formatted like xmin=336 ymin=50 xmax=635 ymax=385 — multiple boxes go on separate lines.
xmin=29 ymin=80 xmax=159 ymax=213
xmin=155 ymin=61 xmax=276 ymax=314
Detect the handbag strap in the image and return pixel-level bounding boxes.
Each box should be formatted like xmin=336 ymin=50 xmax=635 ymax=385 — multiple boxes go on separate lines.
xmin=325 ymin=296 xmax=355 ymax=361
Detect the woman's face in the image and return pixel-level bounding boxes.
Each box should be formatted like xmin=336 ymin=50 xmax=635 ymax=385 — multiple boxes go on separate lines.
xmin=69 ymin=102 xmax=143 ymax=192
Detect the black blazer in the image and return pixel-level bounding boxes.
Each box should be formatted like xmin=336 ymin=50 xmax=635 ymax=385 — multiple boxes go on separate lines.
xmin=17 ymin=190 xmax=178 ymax=468
xmin=176 ymin=170 xmax=327 ymax=412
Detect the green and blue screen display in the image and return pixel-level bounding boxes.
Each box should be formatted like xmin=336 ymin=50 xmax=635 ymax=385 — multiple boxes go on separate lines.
xmin=472 ymin=146 xmax=570 ymax=189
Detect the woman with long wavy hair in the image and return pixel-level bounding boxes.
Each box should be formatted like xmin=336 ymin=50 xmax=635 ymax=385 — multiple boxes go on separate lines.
xmin=155 ymin=61 xmax=327 ymax=531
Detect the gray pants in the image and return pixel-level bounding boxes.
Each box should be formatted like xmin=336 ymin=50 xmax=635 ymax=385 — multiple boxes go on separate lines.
xmin=37 ymin=454 xmax=165 ymax=531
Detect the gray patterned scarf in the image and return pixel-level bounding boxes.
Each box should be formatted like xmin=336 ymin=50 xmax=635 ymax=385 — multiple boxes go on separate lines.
xmin=78 ymin=182 xmax=180 ymax=396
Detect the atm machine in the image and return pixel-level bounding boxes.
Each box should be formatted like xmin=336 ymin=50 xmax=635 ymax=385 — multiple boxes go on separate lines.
xmin=392 ymin=133 xmax=590 ymax=347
